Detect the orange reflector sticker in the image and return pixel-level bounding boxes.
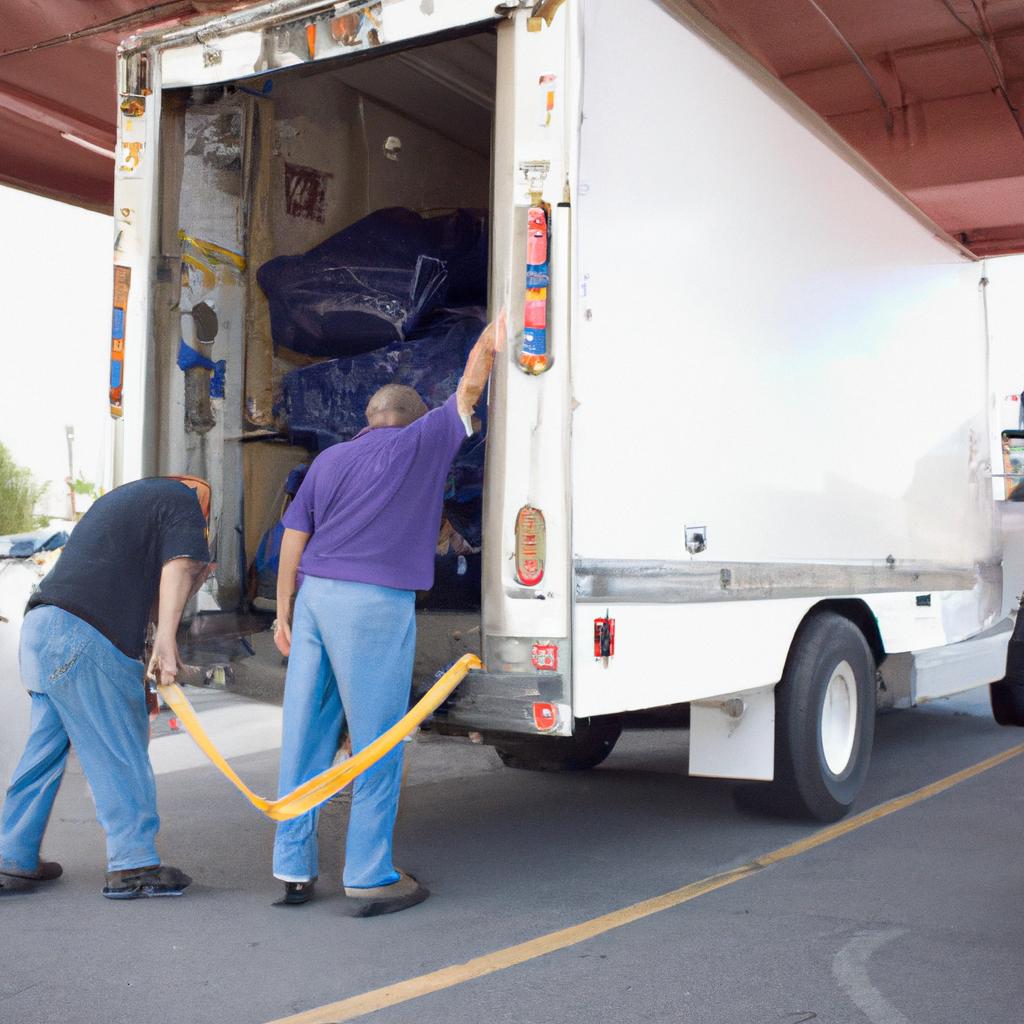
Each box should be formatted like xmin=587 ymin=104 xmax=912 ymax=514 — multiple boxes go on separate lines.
xmin=533 ymin=702 xmax=557 ymax=731
xmin=515 ymin=505 xmax=546 ymax=586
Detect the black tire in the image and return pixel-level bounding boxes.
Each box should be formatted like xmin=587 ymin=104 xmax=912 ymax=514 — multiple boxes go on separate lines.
xmin=990 ymin=681 xmax=1024 ymax=726
xmin=493 ymin=717 xmax=622 ymax=771
xmin=991 ymin=610 xmax=1024 ymax=725
xmin=772 ymin=611 xmax=876 ymax=822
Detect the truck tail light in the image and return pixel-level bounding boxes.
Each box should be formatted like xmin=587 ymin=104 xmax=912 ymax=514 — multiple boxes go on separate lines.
xmin=485 ymin=636 xmax=565 ymax=675
xmin=515 ymin=505 xmax=546 ymax=586
xmin=594 ymin=613 xmax=615 ymax=667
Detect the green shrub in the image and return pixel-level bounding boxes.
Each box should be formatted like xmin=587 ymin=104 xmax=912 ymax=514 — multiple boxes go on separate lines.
xmin=70 ymin=473 xmax=98 ymax=499
xmin=0 ymin=442 xmax=45 ymax=535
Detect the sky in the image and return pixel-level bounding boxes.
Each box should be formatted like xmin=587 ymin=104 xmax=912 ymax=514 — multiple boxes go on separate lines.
xmin=0 ymin=185 xmax=113 ymax=518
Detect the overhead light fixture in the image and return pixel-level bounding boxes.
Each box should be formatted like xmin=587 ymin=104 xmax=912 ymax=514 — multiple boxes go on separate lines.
xmin=60 ymin=131 xmax=116 ymax=160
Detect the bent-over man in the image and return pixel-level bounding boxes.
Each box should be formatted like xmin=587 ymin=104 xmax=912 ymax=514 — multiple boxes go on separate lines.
xmin=0 ymin=476 xmax=213 ymax=899
xmin=272 ymin=315 xmax=503 ymax=916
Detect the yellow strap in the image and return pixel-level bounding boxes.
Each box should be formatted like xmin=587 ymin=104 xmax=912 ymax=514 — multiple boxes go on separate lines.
xmin=156 ymin=653 xmax=482 ymax=821
xmin=181 ymin=253 xmax=216 ymax=290
xmin=178 ymin=230 xmax=248 ymax=274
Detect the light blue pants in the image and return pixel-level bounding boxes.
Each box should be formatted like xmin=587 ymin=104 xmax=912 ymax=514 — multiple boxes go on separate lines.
xmin=0 ymin=606 xmax=160 ymax=873
xmin=273 ymin=576 xmax=415 ymax=889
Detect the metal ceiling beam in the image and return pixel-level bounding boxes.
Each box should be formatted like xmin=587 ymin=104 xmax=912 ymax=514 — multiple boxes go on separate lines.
xmin=0 ymin=82 xmax=115 ymax=148
xmin=779 ymin=24 xmax=1024 ymax=87
xmin=939 ymin=0 xmax=1024 ymax=141
xmin=802 ymin=0 xmax=894 ymax=131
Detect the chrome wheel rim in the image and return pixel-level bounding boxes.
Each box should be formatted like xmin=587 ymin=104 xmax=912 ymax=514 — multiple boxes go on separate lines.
xmin=821 ymin=660 xmax=858 ymax=776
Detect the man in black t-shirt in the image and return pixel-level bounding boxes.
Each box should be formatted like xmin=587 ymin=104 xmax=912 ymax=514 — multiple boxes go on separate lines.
xmin=0 ymin=477 xmax=212 ymax=899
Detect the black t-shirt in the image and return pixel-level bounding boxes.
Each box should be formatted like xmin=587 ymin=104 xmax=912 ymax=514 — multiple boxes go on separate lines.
xmin=28 ymin=478 xmax=211 ymax=659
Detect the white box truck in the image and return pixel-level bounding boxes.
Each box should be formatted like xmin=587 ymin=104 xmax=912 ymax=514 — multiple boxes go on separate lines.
xmin=107 ymin=0 xmax=1024 ymax=822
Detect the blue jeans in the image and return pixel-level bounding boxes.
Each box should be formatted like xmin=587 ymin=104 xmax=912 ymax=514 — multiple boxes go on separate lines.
xmin=273 ymin=576 xmax=415 ymax=889
xmin=0 ymin=606 xmax=160 ymax=873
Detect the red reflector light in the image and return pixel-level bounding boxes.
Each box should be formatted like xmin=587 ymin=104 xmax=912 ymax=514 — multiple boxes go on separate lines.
xmin=594 ymin=615 xmax=615 ymax=660
xmin=533 ymin=702 xmax=557 ymax=731
xmin=515 ymin=505 xmax=546 ymax=586
xmin=531 ymin=643 xmax=558 ymax=671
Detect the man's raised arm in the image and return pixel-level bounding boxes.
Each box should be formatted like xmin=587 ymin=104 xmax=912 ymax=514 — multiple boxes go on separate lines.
xmin=456 ymin=311 xmax=506 ymax=418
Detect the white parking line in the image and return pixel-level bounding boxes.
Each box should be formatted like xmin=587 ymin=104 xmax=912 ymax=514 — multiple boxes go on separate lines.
xmin=832 ymin=929 xmax=912 ymax=1024
xmin=150 ymin=702 xmax=283 ymax=775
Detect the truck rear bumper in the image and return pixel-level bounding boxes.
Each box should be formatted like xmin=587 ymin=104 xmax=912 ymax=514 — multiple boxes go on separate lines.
xmin=430 ymin=669 xmax=571 ymax=737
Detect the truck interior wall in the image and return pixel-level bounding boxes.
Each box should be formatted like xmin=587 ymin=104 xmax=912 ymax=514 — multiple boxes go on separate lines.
xmin=246 ymin=45 xmax=491 ymax=464
xmin=253 ymin=37 xmax=495 ymax=677
xmin=152 ymin=92 xmax=186 ymax=479
xmin=152 ymin=33 xmax=495 ymax=644
xmin=149 ymin=90 xmax=249 ymax=602
xmin=264 ymin=65 xmax=491 ymax=260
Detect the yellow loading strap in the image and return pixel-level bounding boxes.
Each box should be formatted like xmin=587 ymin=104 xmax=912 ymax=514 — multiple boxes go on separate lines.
xmin=156 ymin=653 xmax=481 ymax=822
xmin=178 ymin=230 xmax=248 ymax=273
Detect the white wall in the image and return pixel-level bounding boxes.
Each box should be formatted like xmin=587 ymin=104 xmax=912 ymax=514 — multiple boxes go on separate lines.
xmin=0 ymin=186 xmax=113 ymax=519
xmin=986 ymin=254 xmax=1024 ymax=441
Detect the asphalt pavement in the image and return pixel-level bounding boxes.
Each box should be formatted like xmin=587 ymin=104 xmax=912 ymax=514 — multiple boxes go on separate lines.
xmin=1 ymin=686 xmax=1021 ymax=1024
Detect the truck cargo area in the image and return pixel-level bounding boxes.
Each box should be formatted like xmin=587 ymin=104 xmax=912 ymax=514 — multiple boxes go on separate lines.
xmin=155 ymin=28 xmax=499 ymax=687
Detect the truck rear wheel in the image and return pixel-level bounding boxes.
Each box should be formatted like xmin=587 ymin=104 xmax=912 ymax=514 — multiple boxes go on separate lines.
xmin=772 ymin=611 xmax=876 ymax=822
xmin=990 ymin=681 xmax=1024 ymax=725
xmin=493 ymin=717 xmax=622 ymax=771
xmin=990 ymin=611 xmax=1024 ymax=725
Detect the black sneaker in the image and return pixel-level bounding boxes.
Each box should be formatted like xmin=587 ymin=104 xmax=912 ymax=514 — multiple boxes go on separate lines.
xmin=0 ymin=875 xmax=38 ymax=896
xmin=274 ymin=879 xmax=316 ymax=906
xmin=102 ymin=865 xmax=192 ymax=900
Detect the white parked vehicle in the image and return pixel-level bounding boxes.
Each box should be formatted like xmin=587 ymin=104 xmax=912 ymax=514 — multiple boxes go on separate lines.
xmin=110 ymin=0 xmax=1024 ymax=821
xmin=0 ymin=533 xmax=70 ymax=788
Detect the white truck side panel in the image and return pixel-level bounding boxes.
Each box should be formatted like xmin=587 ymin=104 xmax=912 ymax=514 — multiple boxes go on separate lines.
xmin=571 ymin=0 xmax=995 ymax=716
xmin=572 ymin=597 xmax=814 ymax=717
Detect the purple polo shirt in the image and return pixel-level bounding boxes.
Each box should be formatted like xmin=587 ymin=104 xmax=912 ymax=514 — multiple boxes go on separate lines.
xmin=283 ymin=393 xmax=470 ymax=592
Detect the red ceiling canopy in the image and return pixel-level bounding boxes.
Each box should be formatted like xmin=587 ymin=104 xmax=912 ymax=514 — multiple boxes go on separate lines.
xmin=687 ymin=0 xmax=1024 ymax=256
xmin=2 ymin=1 xmax=1023 ymax=255
xmin=0 ymin=2 xmax=240 ymax=212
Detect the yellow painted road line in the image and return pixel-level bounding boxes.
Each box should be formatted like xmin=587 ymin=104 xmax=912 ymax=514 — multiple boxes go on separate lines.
xmin=266 ymin=742 xmax=1024 ymax=1024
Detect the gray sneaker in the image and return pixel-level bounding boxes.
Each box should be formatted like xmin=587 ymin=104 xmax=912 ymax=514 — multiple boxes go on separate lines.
xmin=102 ymin=865 xmax=192 ymax=900
xmin=342 ymin=870 xmax=429 ymax=918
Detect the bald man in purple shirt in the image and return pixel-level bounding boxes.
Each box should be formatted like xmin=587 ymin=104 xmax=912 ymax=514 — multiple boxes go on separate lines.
xmin=271 ymin=315 xmax=503 ymax=915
